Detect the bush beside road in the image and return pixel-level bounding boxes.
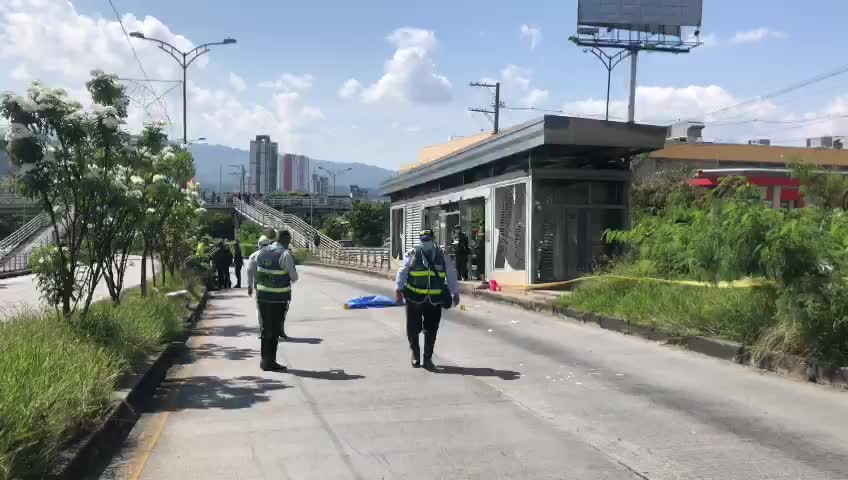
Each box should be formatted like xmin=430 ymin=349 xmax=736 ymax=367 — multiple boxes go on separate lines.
xmin=0 ymin=272 xmax=201 ymax=480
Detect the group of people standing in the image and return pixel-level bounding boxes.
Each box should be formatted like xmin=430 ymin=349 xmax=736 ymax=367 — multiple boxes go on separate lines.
xmin=211 ymin=241 xmax=244 ymax=289
xmin=236 ymin=227 xmax=461 ymax=373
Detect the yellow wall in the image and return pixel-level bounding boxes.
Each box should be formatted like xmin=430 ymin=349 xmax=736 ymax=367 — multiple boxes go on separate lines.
xmin=400 ymin=132 xmax=493 ymax=172
xmin=650 ymin=143 xmax=848 ymax=167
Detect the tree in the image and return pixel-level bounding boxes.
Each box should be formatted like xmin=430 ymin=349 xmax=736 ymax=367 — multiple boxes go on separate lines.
xmin=348 ymin=200 xmax=388 ymax=246
xmin=0 ymin=74 xmax=130 ymax=316
xmin=321 ymin=214 xmax=349 ymax=241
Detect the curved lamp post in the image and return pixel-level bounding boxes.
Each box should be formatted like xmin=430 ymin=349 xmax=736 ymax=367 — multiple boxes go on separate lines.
xmin=129 ymin=32 xmax=236 ymax=145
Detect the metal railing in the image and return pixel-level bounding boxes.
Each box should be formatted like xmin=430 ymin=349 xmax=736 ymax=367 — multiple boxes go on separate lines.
xmin=234 ymin=198 xmax=391 ymax=271
xmin=326 ymin=247 xmax=391 ymax=270
xmin=0 ymin=212 xmax=48 ymax=257
xmin=262 ymin=196 xmax=352 ymax=210
xmin=0 ymin=253 xmax=29 ymax=273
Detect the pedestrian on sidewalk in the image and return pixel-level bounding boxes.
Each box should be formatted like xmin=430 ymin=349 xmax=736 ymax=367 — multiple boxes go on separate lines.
xmin=247 ymin=230 xmax=298 ymax=371
xmin=213 ymin=241 xmax=233 ymax=289
xmin=395 ymin=229 xmax=460 ymax=370
xmin=233 ymin=240 xmax=244 ymax=288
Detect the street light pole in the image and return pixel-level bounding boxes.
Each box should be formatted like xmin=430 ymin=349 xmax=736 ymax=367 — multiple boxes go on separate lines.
xmin=129 ymin=32 xmax=236 ymax=145
xmin=317 ymin=166 xmax=353 ymax=213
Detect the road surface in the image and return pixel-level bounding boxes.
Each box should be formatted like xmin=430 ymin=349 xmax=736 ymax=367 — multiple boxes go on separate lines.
xmin=96 ymin=265 xmax=848 ymax=480
xmin=0 ymin=256 xmax=153 ymax=316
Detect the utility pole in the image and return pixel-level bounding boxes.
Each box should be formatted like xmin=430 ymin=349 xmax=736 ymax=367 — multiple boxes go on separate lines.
xmin=468 ymin=82 xmax=502 ymax=134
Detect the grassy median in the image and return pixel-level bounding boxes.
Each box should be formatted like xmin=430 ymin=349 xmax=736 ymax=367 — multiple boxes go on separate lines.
xmin=0 ymin=289 xmax=191 ymax=480
xmin=557 ymin=277 xmax=777 ymax=345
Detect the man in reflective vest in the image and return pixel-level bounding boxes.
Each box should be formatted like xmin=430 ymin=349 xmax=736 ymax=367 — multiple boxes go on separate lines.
xmin=248 ymin=230 xmax=298 ymax=371
xmin=395 ymin=229 xmax=460 ymax=370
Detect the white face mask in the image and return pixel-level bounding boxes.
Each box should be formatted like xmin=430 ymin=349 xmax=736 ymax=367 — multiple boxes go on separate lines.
xmin=420 ymin=240 xmax=435 ymax=253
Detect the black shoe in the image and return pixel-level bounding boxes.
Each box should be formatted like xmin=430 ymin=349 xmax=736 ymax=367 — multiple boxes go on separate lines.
xmin=411 ymin=352 xmax=421 ymax=368
xmin=422 ymin=358 xmax=436 ymax=370
xmin=279 ymin=332 xmax=289 ymax=340
xmin=260 ymin=360 xmax=287 ymax=371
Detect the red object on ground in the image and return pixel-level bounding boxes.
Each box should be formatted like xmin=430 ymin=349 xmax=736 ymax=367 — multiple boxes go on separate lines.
xmin=489 ymin=280 xmax=500 ymax=292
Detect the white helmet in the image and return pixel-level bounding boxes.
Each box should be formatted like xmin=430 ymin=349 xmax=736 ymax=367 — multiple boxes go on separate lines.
xmin=257 ymin=235 xmax=271 ymax=248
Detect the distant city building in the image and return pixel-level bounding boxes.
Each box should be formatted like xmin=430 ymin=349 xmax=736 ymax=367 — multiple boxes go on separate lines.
xmin=249 ymin=135 xmax=278 ymax=194
xmin=312 ymin=173 xmax=329 ymax=195
xmin=349 ymin=184 xmax=369 ymax=201
xmin=280 ymin=153 xmax=311 ymax=192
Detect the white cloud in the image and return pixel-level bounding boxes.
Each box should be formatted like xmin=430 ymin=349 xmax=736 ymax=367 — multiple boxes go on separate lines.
xmin=360 ymin=27 xmax=452 ymax=104
xmin=0 ymin=0 xmax=205 ymax=85
xmin=698 ymin=33 xmax=719 ymax=47
xmin=520 ymin=24 xmax=542 ymax=50
xmin=731 ymin=28 xmax=787 ymax=45
xmin=258 ymin=73 xmax=314 ymax=91
xmin=562 ymin=85 xmax=780 ymax=125
xmin=338 ymin=78 xmax=362 ymax=99
xmin=0 ymin=0 xmax=323 ymax=151
xmin=489 ymin=65 xmax=550 ymax=108
xmin=228 ymin=72 xmax=246 ymax=92
xmin=523 ymin=88 xmax=550 ymax=108
xmin=188 ymin=82 xmax=324 ymax=150
xmin=10 ymin=64 xmax=29 ymax=80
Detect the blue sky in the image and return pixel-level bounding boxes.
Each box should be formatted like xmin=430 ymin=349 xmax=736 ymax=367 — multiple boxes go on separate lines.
xmin=3 ymin=0 xmax=848 ymax=169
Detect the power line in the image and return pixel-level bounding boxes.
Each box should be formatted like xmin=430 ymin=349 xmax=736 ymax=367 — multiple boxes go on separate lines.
xmin=705 ymin=62 xmax=848 ymax=120
xmin=107 ymin=0 xmax=174 ymax=131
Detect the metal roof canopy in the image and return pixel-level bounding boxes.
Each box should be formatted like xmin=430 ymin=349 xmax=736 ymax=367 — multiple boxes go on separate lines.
xmin=381 ymin=115 xmax=666 ymax=195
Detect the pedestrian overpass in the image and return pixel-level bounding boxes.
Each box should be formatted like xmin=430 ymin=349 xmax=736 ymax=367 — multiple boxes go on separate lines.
xmin=0 ymin=195 xmax=390 ymax=276
xmin=233 ymin=198 xmax=390 ymax=272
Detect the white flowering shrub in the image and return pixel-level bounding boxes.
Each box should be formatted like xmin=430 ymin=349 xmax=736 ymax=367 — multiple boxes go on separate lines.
xmin=0 ymin=72 xmax=203 ymax=315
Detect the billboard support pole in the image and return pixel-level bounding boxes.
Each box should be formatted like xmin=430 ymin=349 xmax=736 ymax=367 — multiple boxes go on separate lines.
xmin=627 ymin=50 xmax=638 ymax=123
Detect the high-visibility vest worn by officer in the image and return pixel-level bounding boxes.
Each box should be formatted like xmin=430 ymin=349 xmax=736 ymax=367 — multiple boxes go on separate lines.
xmin=404 ymin=246 xmax=448 ymax=304
xmin=255 ymin=245 xmax=291 ymax=303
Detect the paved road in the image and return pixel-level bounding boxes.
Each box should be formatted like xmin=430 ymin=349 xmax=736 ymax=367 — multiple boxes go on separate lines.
xmin=0 ymin=256 xmax=153 ymax=316
xmin=96 ymin=266 xmax=848 ymax=480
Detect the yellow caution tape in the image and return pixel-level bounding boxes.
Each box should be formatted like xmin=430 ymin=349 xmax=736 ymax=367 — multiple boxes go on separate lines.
xmin=524 ymin=275 xmax=771 ymax=291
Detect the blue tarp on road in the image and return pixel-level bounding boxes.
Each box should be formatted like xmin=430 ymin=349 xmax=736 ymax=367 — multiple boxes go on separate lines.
xmin=346 ymin=295 xmax=401 ymax=309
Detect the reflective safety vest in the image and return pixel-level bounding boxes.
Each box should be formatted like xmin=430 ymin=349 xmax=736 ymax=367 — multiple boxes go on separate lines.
xmin=404 ymin=246 xmax=448 ymax=305
xmin=255 ymin=245 xmax=291 ymax=303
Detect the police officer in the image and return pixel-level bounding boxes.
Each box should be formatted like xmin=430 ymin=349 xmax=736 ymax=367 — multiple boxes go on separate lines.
xmin=452 ymin=225 xmax=471 ymax=281
xmin=247 ymin=230 xmax=298 ymax=371
xmin=395 ymin=229 xmax=460 ymax=370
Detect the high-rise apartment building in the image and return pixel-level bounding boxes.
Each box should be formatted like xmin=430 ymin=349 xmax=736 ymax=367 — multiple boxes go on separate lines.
xmin=280 ymin=153 xmax=311 ymax=192
xmin=249 ymin=135 xmax=278 ymax=194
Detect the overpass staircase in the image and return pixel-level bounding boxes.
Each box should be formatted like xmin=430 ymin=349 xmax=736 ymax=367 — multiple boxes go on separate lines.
xmin=233 ymin=198 xmax=390 ymax=271
xmin=0 ymin=213 xmax=59 ymax=272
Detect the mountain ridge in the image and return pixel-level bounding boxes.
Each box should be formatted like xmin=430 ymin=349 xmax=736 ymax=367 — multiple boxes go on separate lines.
xmin=187 ymin=143 xmax=397 ymax=194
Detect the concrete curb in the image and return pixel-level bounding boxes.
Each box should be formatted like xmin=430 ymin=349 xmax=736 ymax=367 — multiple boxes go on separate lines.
xmin=0 ymin=268 xmax=30 ymax=279
xmin=304 ymin=263 xmax=848 ymax=390
xmin=47 ymin=290 xmax=210 ymax=480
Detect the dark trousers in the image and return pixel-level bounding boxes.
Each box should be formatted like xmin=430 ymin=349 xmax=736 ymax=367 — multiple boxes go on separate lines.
xmin=406 ymin=301 xmax=442 ymax=360
xmin=278 ymin=301 xmax=290 ymax=337
xmin=456 ymin=254 xmax=469 ymax=281
xmin=257 ymin=301 xmax=288 ymax=364
xmin=233 ymin=264 xmax=242 ymax=287
xmin=216 ymin=268 xmax=228 ymax=289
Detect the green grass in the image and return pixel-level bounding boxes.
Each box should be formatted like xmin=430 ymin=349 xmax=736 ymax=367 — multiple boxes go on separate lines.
xmin=557 ymin=278 xmax=777 ymax=344
xmin=0 ymin=293 xmax=187 ymax=480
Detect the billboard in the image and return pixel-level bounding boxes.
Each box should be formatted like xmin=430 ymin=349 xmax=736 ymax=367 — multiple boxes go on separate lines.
xmin=578 ymin=0 xmax=703 ymax=30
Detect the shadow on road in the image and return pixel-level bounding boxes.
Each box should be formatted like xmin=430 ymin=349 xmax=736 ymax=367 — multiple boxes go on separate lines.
xmin=194 ymin=323 xmax=259 ymax=338
xmin=283 ymin=337 xmax=323 ymax=344
xmin=201 ymin=311 xmax=241 ymax=320
xmin=152 ymin=375 xmax=290 ymax=411
xmin=434 ymin=365 xmax=521 ymax=380
xmin=286 ymin=369 xmax=365 ymax=381
xmin=177 ymin=342 xmax=258 ymax=362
